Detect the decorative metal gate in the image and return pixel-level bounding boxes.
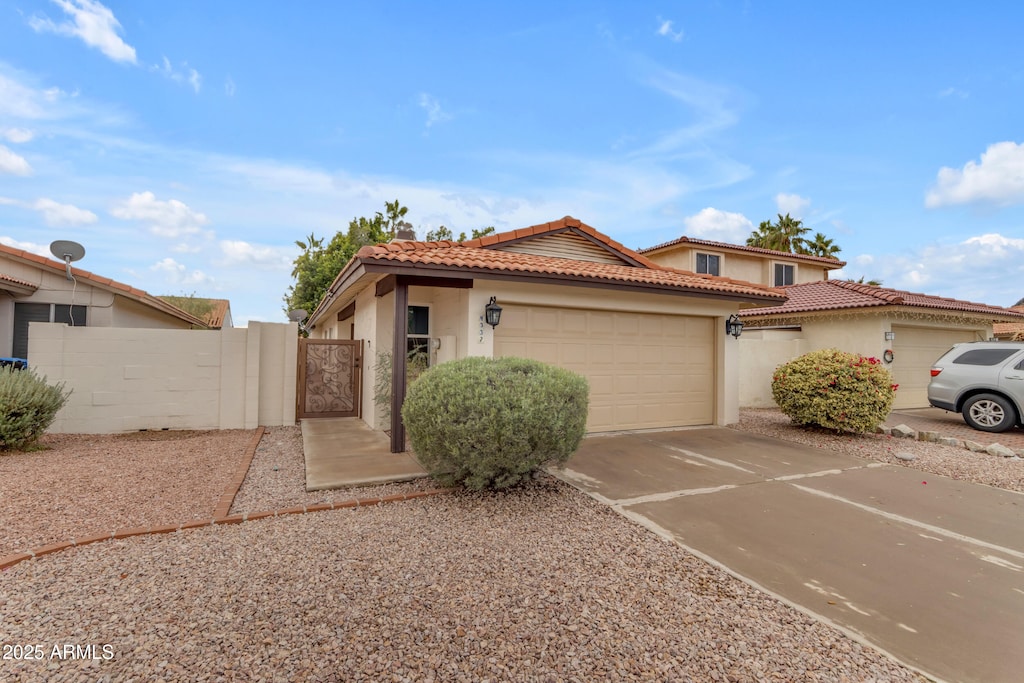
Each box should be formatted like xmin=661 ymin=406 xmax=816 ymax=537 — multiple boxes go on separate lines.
xmin=297 ymin=339 xmax=362 ymax=419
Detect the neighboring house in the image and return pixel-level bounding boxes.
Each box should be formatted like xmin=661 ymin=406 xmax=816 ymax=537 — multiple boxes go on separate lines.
xmin=639 ymin=236 xmax=846 ymax=287
xmin=158 ymin=296 xmax=233 ymax=329
xmin=306 ymin=216 xmax=785 ymax=452
xmin=736 ymin=280 xmax=1024 ymax=410
xmin=0 ymin=243 xmax=206 ymax=360
xmin=994 ymin=306 xmax=1024 ymax=340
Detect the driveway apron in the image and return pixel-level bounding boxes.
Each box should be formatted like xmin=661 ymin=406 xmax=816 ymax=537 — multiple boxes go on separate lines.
xmin=557 ymin=428 xmax=1024 ymax=683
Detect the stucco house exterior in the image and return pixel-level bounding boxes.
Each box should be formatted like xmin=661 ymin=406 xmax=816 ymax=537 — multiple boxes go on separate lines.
xmin=639 ymin=235 xmax=1024 ymax=410
xmin=306 ymin=216 xmax=785 ymax=452
xmin=638 ymin=235 xmax=846 ymax=287
xmin=0 ymin=243 xmax=206 ymax=361
xmin=736 ymin=280 xmax=1024 ymax=409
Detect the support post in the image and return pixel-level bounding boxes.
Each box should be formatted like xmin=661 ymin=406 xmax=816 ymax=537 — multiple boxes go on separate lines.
xmin=390 ymin=282 xmax=408 ymax=453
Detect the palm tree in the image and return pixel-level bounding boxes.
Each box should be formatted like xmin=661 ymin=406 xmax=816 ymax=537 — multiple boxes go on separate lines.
xmin=746 ymin=213 xmax=810 ymax=253
xmin=803 ymin=232 xmax=841 ymax=259
xmin=854 ymin=276 xmax=883 ymax=286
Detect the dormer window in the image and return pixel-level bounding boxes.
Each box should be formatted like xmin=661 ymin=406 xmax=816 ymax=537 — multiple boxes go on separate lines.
xmin=774 ymin=263 xmax=795 ymax=286
xmin=696 ymin=252 xmax=721 ymax=276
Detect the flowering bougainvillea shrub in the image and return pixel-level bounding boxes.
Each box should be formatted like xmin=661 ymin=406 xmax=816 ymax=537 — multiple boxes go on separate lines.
xmin=771 ymin=348 xmax=897 ymax=433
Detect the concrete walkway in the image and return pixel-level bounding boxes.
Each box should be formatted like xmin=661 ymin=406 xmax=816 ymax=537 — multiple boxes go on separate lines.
xmin=301 ymin=418 xmax=426 ymax=491
xmin=556 ymin=427 xmax=1024 ymax=683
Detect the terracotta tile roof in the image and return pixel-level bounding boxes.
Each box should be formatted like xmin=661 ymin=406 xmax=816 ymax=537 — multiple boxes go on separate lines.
xmin=461 ymin=216 xmax=659 ymax=267
xmin=639 ymin=235 xmax=847 ymax=268
xmin=354 ymin=219 xmax=785 ymax=301
xmin=0 ymin=272 xmax=39 ymax=293
xmin=740 ymin=280 xmax=1024 ymax=320
xmin=157 ymin=296 xmax=231 ymax=328
xmin=0 ymin=243 xmax=207 ymax=327
xmin=994 ymin=305 xmax=1024 ymax=338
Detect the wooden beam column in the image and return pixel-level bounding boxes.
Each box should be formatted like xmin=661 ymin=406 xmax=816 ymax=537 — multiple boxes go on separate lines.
xmin=390 ymin=281 xmax=408 ymax=453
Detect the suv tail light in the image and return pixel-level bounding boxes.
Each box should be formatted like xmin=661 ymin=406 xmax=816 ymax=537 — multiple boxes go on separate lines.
xmin=930 ymin=368 xmax=942 ymax=377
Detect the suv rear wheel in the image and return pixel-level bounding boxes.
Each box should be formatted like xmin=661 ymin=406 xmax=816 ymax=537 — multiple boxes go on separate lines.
xmin=962 ymin=394 xmax=1018 ymax=433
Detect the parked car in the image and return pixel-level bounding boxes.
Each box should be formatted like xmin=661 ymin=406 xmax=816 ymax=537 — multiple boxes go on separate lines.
xmin=928 ymin=341 xmax=1024 ymax=432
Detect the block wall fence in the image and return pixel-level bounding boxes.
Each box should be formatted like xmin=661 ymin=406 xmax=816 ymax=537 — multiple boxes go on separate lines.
xmin=29 ymin=322 xmax=298 ymax=433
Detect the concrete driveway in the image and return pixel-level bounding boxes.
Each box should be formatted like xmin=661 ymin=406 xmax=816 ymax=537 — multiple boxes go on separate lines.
xmin=556 ymin=427 xmax=1024 ymax=683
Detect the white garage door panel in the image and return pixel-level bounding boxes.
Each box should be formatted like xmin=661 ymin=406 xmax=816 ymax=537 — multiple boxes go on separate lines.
xmin=892 ymin=326 xmax=979 ymax=409
xmin=495 ymin=305 xmax=715 ymax=432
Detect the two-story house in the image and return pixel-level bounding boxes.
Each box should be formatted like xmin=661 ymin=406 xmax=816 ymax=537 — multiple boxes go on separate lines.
xmin=640 ymin=236 xmax=1024 ymax=410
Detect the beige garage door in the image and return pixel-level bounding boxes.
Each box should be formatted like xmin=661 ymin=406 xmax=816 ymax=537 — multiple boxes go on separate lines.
xmin=494 ymin=305 xmax=715 ymax=432
xmin=891 ymin=325 xmax=979 ymax=409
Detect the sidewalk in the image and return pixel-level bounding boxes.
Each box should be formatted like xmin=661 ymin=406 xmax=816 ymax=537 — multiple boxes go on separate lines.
xmin=885 ymin=407 xmax=1024 ymax=451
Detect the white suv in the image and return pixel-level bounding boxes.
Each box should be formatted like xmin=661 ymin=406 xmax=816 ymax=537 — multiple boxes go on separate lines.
xmin=927 ymin=341 xmax=1024 ymax=433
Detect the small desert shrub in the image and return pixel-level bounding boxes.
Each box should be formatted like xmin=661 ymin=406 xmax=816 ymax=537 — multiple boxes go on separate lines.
xmin=0 ymin=367 xmax=71 ymax=451
xmin=772 ymin=348 xmax=896 ymax=434
xmin=402 ymin=356 xmax=589 ymax=490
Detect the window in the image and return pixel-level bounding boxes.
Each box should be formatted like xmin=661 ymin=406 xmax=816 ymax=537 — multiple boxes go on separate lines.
xmin=696 ymin=252 xmax=721 ymax=276
xmin=407 ymin=305 xmax=430 ymax=369
xmin=774 ymin=263 xmax=795 ymax=286
xmin=13 ymin=302 xmax=88 ymax=359
xmin=953 ymin=348 xmax=1019 ymax=366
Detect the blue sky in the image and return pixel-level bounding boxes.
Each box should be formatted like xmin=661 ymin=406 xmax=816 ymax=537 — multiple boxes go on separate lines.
xmin=2 ymin=1 xmax=1023 ymax=325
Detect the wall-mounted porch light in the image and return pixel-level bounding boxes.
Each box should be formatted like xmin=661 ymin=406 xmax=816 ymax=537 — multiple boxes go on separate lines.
xmin=484 ymin=296 xmax=503 ymax=328
xmin=884 ymin=331 xmax=895 ymax=341
xmin=726 ymin=314 xmax=744 ymax=339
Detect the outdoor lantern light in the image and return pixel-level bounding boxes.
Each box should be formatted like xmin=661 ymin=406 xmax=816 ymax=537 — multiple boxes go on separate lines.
xmin=726 ymin=314 xmax=744 ymax=339
xmin=484 ymin=296 xmax=503 ymax=328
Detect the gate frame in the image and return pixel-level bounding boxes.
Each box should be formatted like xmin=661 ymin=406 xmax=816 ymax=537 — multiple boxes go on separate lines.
xmin=296 ymin=338 xmax=363 ymax=419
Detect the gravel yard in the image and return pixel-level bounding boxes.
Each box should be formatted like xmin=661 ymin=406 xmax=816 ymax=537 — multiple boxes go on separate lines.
xmin=11 ymin=410 xmax=1017 ymax=680
xmin=0 ymin=429 xmax=251 ymax=558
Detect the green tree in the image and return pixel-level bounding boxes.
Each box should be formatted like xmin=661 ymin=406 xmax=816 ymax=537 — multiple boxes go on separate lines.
xmin=853 ymin=276 xmax=883 ymax=286
xmin=746 ymin=213 xmax=811 ymax=253
xmin=284 ymin=200 xmax=412 ymax=320
xmin=802 ymin=232 xmax=841 ymax=258
xmin=424 ymin=225 xmax=497 ymax=242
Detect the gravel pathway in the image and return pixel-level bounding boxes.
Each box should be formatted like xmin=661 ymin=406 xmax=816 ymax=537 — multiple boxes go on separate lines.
xmin=733 ymin=408 xmax=1024 ymax=493
xmin=2 ymin=476 xmax=921 ymax=682
xmin=0 ymin=430 xmax=251 ymax=558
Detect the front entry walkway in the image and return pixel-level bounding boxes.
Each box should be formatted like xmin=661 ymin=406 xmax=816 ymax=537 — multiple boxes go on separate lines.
xmin=555 ymin=427 xmax=1024 ymax=683
xmin=301 ymin=418 xmax=426 ymax=491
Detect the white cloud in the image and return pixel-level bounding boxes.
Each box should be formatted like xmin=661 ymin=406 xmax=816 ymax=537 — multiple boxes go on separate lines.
xmin=418 ymin=93 xmax=452 ymax=128
xmin=633 ymin=65 xmax=739 ymax=156
xmin=870 ymin=232 xmax=1024 ymax=304
xmin=682 ymin=207 xmax=753 ymax=243
xmin=218 ymin=240 xmax=294 ymax=270
xmin=0 ymin=145 xmax=32 ymax=175
xmin=33 ymin=198 xmax=98 ymax=226
xmin=854 ymin=254 xmax=875 ymax=266
xmin=150 ymin=257 xmax=213 ymax=287
xmin=153 ymin=57 xmax=203 ymax=94
xmin=29 ymin=0 xmax=137 ymax=64
xmin=1 ymin=128 xmax=34 ymax=143
xmin=775 ymin=192 xmax=811 ymax=218
xmin=938 ymin=87 xmax=968 ymax=99
xmin=656 ymin=18 xmax=684 ymax=42
xmin=0 ymin=236 xmax=51 ymax=257
xmin=225 ymin=77 xmax=236 ymax=97
xmin=926 ymin=141 xmax=1024 ymax=208
xmin=111 ymin=191 xmax=209 ymax=237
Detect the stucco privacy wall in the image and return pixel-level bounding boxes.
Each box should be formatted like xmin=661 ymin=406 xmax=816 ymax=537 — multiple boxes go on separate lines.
xmin=29 ymin=321 xmax=298 ymax=433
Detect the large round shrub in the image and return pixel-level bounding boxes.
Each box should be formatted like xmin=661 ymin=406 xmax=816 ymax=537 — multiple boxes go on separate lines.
xmin=0 ymin=366 xmax=71 ymax=452
xmin=402 ymin=356 xmax=589 ymax=490
xmin=771 ymin=348 xmax=896 ymax=433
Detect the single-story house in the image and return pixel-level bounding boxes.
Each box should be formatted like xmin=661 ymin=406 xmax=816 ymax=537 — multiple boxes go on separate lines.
xmin=0 ymin=243 xmax=206 ymax=360
xmin=737 ymin=280 xmax=1024 ymax=410
xmin=306 ymin=216 xmax=785 ymax=452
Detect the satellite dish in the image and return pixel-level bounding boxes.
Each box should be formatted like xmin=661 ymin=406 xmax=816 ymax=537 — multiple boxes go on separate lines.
xmin=287 ymin=309 xmax=308 ymax=323
xmin=50 ymin=240 xmax=86 ymax=281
